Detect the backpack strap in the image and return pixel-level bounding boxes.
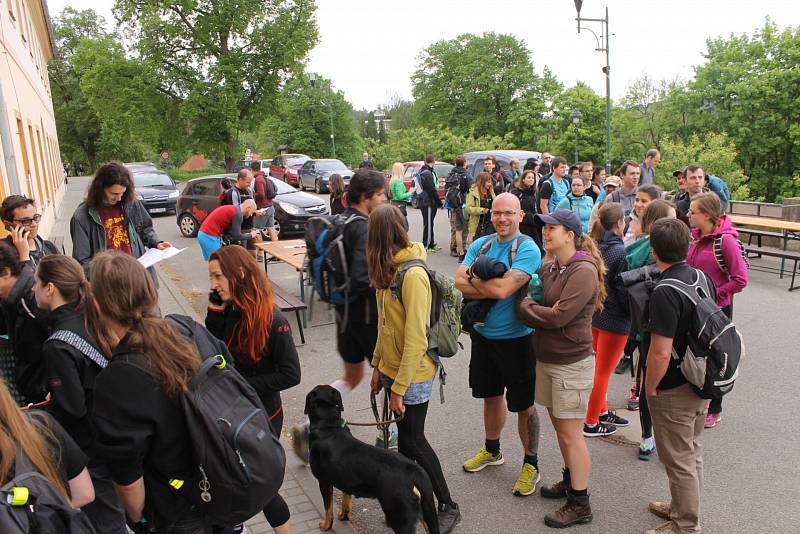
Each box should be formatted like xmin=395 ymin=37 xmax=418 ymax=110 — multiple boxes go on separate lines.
xmin=713 ymin=235 xmax=728 ymax=277
xmin=392 ymin=260 xmax=437 ymax=325
xmin=658 ymin=270 xmax=712 ymax=306
xmin=47 ymin=330 xmax=109 ymax=369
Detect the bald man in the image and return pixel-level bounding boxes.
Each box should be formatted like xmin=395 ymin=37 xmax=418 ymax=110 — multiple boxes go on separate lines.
xmin=455 ymin=192 xmax=544 ymax=496
xmin=198 ymin=199 xmax=259 ymax=260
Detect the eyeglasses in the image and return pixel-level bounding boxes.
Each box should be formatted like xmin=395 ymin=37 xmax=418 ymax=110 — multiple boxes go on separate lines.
xmin=490 ymin=210 xmax=518 ymax=218
xmin=13 ymin=214 xmax=41 ymax=227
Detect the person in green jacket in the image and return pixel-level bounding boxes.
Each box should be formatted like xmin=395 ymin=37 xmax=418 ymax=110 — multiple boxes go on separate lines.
xmin=465 ymin=172 xmax=496 ymax=244
xmin=625 ymin=200 xmax=676 ymax=269
xmin=389 ymin=162 xmax=412 ymax=219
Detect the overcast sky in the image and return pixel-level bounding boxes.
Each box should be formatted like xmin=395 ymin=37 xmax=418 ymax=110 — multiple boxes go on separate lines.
xmin=48 ymin=0 xmax=797 ymax=110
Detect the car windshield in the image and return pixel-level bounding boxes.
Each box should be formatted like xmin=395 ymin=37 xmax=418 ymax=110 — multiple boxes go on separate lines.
xmin=434 ymin=164 xmax=454 ymax=179
xmin=134 ymin=173 xmax=173 ymax=187
xmin=286 ymin=156 xmax=310 ymax=166
xmin=269 ymin=177 xmax=297 ymax=195
xmin=316 ymin=160 xmax=348 ymax=171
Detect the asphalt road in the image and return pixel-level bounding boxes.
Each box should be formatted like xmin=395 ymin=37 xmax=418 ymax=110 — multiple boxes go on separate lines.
xmin=151 ymin=193 xmax=799 ymax=534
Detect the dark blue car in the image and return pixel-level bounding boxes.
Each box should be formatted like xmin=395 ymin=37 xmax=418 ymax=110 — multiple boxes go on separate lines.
xmin=297 ymin=159 xmax=354 ymax=193
xmin=132 ymin=171 xmax=180 ymax=215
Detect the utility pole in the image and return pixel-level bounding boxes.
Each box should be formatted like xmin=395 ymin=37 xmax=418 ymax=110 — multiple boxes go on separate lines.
xmin=575 ymin=2 xmax=612 ymax=174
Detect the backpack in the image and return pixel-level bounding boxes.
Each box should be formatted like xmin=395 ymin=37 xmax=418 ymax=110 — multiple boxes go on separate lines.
xmin=163 ymin=314 xmax=286 ymax=527
xmin=265 ymin=177 xmax=277 ymax=200
xmin=707 ymin=175 xmax=730 ymax=209
xmin=304 ymin=214 xmax=366 ymax=328
xmin=0 ymin=447 xmax=97 ymax=533
xmin=445 ymin=172 xmax=464 ymax=209
xmin=657 ymin=271 xmax=744 ymax=400
xmin=391 ymin=261 xmax=463 ymax=402
xmin=535 ymin=177 xmax=555 ymax=214
xmin=713 ymin=234 xmax=749 ymax=279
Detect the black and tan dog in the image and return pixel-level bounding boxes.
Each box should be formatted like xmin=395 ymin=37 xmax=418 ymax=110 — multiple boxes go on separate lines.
xmin=304 ymin=385 xmax=439 ymax=534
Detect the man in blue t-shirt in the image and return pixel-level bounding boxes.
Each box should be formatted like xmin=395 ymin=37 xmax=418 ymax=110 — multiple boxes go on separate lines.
xmin=538 ymin=156 xmax=569 ymax=214
xmin=455 ymin=192 xmax=543 ymax=497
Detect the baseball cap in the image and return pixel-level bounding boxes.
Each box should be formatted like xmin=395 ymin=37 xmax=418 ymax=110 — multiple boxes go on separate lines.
xmin=603 ymin=176 xmax=622 ymax=188
xmin=672 ymin=168 xmax=686 ymax=178
xmin=535 ymin=208 xmax=583 ymax=237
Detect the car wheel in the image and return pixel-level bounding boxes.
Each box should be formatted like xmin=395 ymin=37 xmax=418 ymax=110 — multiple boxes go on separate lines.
xmin=315 ymin=179 xmax=323 ymax=194
xmin=178 ymin=213 xmax=198 ymax=238
xmin=273 ymin=219 xmax=282 ymax=238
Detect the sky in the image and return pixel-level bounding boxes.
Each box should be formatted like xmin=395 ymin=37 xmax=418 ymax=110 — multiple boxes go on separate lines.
xmin=47 ymin=0 xmax=798 ymax=111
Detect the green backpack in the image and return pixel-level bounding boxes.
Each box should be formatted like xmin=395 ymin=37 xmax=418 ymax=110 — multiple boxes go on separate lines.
xmin=391 ymin=260 xmax=464 ymax=401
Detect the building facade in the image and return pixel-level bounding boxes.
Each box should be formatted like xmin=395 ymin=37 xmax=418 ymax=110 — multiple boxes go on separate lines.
xmin=0 ymin=0 xmax=64 ymax=237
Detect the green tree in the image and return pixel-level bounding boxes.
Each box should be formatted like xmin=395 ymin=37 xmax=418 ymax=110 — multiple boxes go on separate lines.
xmin=114 ymin=0 xmax=318 ymax=171
xmin=48 ymin=8 xmax=106 ymax=170
xmin=552 ymin=83 xmax=607 ymax=165
xmin=412 ymin=32 xmax=539 ymax=137
xmin=383 ymin=94 xmax=419 ymax=130
xmin=506 ymin=67 xmax=564 ymax=151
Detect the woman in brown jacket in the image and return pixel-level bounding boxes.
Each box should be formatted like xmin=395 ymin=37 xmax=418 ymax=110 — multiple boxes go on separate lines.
xmin=517 ymin=208 xmax=606 ymax=529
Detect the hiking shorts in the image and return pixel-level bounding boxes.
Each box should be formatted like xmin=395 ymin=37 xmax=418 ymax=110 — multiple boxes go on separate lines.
xmin=449 ymin=208 xmax=467 ymax=232
xmin=468 ymin=332 xmax=535 ymax=412
xmin=536 ymin=357 xmax=595 ymax=419
xmin=254 ymin=206 xmax=275 ymax=229
xmin=337 ymin=321 xmax=378 ymax=364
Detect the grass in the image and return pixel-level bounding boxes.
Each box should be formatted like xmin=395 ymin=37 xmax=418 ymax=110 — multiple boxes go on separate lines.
xmin=167 ymin=167 xmax=227 ymax=182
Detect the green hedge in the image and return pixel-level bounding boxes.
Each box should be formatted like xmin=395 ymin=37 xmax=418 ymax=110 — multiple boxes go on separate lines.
xmin=167 ymin=167 xmax=227 ymax=182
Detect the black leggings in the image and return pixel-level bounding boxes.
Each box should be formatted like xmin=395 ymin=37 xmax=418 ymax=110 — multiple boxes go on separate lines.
xmin=395 ymin=400 xmax=452 ymax=506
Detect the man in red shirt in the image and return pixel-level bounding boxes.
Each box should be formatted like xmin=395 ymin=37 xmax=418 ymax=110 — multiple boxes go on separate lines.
xmin=197 ymin=200 xmax=258 ymax=260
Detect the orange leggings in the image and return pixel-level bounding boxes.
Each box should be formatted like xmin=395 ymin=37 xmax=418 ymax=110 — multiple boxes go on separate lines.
xmin=586 ymin=327 xmax=629 ymax=425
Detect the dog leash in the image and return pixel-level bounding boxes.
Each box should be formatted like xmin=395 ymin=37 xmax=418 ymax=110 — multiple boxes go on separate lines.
xmin=338 ymin=391 xmax=404 ymax=450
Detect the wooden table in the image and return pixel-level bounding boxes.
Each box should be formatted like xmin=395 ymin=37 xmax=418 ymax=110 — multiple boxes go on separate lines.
xmin=255 ymin=239 xmax=308 ymax=324
xmin=728 ymin=214 xmax=800 ymax=275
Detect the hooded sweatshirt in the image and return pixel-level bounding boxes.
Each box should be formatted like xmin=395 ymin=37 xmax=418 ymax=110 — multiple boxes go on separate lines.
xmin=687 ymin=214 xmax=748 ymax=308
xmin=626 ymin=234 xmax=653 ymax=270
xmin=556 ymin=192 xmax=594 ymax=233
xmin=371 ymin=243 xmax=437 ymax=396
xmin=517 ymin=252 xmax=599 ymax=365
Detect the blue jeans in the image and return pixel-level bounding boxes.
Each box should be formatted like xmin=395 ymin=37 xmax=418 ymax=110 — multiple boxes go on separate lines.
xmin=197 ymin=231 xmax=222 ymax=261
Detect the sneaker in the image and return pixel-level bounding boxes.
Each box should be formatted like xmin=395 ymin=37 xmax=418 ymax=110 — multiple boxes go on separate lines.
xmin=639 ymin=437 xmax=656 ymax=461
xmin=450 ymin=249 xmax=459 ymax=257
xmin=427 ymin=245 xmax=442 ymax=253
xmin=614 ymin=356 xmax=631 ymax=374
xmin=644 ymin=521 xmax=681 ymax=534
xmin=458 ymin=254 xmax=466 ymax=262
xmin=437 ymin=502 xmax=461 ymax=534
xmin=600 ymin=411 xmax=630 ymax=427
xmin=648 ymin=501 xmax=671 ymax=520
xmin=290 ymin=424 xmax=310 ymax=464
xmin=513 ymin=463 xmax=541 ymax=496
xmin=628 ymin=394 xmax=640 ymax=411
xmin=583 ymin=422 xmax=617 ymax=437
xmin=375 ymin=430 xmax=398 ymax=450
xmin=544 ymin=491 xmax=593 ymax=528
xmin=704 ymin=413 xmax=717 ymax=429
xmin=540 ymin=468 xmax=570 ymax=499
xmin=462 ymin=447 xmax=504 ymax=472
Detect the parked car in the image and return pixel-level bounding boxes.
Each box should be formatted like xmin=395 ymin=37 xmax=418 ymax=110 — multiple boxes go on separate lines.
xmin=463 ymin=150 xmax=541 ymax=181
xmin=175 ymin=174 xmax=328 ymax=238
xmin=233 ymin=159 xmax=273 ymax=173
xmin=385 ymin=161 xmax=453 ymax=209
xmin=132 ymin=171 xmax=179 ymax=215
xmin=124 ymin=162 xmax=159 ymax=173
xmin=298 ymin=159 xmax=354 ymax=193
xmin=269 ymin=154 xmax=310 ymax=187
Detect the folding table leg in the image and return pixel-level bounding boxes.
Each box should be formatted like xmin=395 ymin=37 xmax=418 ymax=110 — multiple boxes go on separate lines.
xmin=780 ymin=232 xmax=788 ymax=278
xmin=298 ymin=270 xmax=307 ymax=328
xmin=295 ymin=309 xmax=306 ymax=344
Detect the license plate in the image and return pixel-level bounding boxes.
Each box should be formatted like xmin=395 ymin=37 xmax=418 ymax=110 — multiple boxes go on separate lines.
xmin=150 ymin=208 xmax=166 ymax=213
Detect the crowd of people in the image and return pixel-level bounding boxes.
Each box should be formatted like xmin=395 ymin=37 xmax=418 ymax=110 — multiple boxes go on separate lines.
xmin=0 ymin=148 xmax=747 ymax=534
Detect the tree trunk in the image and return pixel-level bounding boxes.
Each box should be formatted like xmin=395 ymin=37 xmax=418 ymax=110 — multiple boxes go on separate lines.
xmin=225 ymin=134 xmax=238 ymax=172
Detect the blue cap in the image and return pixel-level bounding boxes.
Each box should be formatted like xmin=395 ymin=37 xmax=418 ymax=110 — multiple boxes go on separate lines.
xmin=535 ymin=208 xmax=583 ymax=237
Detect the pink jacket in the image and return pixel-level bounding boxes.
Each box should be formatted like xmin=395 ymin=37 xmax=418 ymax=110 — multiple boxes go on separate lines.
xmin=687 ymin=214 xmax=748 ymax=308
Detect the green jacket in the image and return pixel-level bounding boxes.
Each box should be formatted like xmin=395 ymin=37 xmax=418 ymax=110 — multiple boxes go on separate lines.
xmin=625 ymin=235 xmax=653 ymax=270
xmin=389 ymin=178 xmax=411 ymax=202
xmin=465 ymin=185 xmax=494 ymax=236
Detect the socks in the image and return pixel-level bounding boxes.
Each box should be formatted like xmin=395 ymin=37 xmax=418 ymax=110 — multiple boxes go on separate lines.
xmin=572 ymin=488 xmax=588 ymax=497
xmin=524 ymin=454 xmax=538 ymax=468
xmin=485 ymin=438 xmax=500 ymax=455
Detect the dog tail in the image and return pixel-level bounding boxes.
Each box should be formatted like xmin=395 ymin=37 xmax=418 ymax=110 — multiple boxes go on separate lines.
xmin=413 ymin=467 xmax=440 ymax=534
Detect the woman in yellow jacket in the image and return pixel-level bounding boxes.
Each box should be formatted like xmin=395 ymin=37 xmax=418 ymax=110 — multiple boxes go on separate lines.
xmin=465 ymin=171 xmax=496 ymax=244
xmin=367 ymin=204 xmax=460 ymax=534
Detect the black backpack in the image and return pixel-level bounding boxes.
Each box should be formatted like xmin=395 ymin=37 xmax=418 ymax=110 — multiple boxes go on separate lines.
xmin=265 ymin=177 xmax=277 ymax=200
xmin=657 ymin=271 xmax=744 ymax=399
xmin=0 ymin=444 xmax=96 ymax=533
xmin=164 ymin=315 xmax=286 ymax=526
xmin=444 ymin=170 xmax=465 ymax=209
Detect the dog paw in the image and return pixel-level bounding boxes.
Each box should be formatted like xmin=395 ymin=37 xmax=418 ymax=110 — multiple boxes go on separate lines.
xmin=319 ymin=518 xmax=333 ymax=531
xmin=338 ymin=511 xmax=350 ymax=521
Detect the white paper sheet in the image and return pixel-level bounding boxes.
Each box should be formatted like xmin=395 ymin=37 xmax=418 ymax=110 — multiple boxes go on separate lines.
xmin=137 ymin=247 xmax=185 ymax=268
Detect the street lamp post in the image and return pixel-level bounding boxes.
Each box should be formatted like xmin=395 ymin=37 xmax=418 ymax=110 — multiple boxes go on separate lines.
xmin=574 ymin=1 xmax=611 ymax=174
xmin=308 ymin=73 xmax=336 ymax=158
xmin=570 ymin=110 xmax=582 ymax=163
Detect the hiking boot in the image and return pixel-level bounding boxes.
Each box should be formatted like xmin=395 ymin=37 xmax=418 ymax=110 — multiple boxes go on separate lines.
xmin=639 ymin=437 xmax=656 ymax=462
xmin=450 ymin=249 xmax=459 ymax=257
xmin=437 ymin=502 xmax=461 ymax=534
xmin=540 ymin=467 xmax=570 ymax=499
xmin=648 ymin=501 xmax=671 ymax=520
xmin=458 ymin=254 xmax=466 ymax=263
xmin=290 ymin=424 xmax=310 ymax=464
xmin=543 ymin=491 xmax=593 ymax=528
xmin=600 ymin=411 xmax=629 ymax=427
xmin=513 ymin=463 xmax=541 ymax=496
xmin=583 ymin=422 xmax=617 ymax=437
xmin=462 ymin=447 xmax=504 ymax=472
xmin=644 ymin=521 xmax=681 ymax=534
xmin=614 ymin=356 xmax=631 ymax=374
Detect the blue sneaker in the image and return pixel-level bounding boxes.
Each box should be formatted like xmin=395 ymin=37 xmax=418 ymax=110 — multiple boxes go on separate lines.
xmin=583 ymin=422 xmax=617 ymax=437
xmin=639 ymin=437 xmax=656 ymax=461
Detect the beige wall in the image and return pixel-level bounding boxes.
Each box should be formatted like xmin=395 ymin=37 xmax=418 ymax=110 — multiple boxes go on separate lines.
xmin=0 ymin=0 xmax=65 ymax=238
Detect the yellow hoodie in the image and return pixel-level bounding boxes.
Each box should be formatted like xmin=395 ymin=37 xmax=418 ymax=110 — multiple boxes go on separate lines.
xmin=371 ymin=242 xmax=437 ymax=396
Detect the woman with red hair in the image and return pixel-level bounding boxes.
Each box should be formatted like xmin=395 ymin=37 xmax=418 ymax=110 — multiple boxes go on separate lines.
xmin=205 ymin=245 xmax=300 ymax=534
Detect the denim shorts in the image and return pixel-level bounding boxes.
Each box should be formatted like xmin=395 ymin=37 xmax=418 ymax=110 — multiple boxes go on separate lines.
xmin=380 ymin=373 xmax=434 ymax=405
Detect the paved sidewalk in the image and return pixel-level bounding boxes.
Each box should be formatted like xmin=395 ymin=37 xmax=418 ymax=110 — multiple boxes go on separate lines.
xmin=49 ymin=176 xmax=355 ymax=534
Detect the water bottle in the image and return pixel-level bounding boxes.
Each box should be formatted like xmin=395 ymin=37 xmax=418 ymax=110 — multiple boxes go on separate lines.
xmin=527 ymin=274 xmax=543 ymax=302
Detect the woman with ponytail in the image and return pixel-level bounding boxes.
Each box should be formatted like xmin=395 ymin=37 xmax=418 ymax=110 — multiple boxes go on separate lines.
xmin=34 ymin=254 xmax=128 ymax=532
xmin=517 ymin=208 xmax=605 ymax=529
xmin=582 ymin=203 xmax=631 ymax=438
xmin=86 ymin=251 xmax=221 ymax=532
xmin=205 ymin=245 xmax=300 ymax=534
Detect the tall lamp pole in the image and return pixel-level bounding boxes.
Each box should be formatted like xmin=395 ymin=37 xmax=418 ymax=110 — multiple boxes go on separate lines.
xmin=308 ymin=73 xmax=336 ymax=158
xmin=570 ymin=110 xmax=582 ymax=163
xmin=574 ymin=1 xmax=611 ymax=174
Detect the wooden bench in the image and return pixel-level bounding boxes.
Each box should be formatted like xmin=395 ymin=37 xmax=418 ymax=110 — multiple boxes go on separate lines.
xmin=736 ymin=228 xmax=786 ymax=256
xmin=743 ymin=244 xmax=800 ymax=291
xmin=272 ymin=284 xmax=307 ymax=344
